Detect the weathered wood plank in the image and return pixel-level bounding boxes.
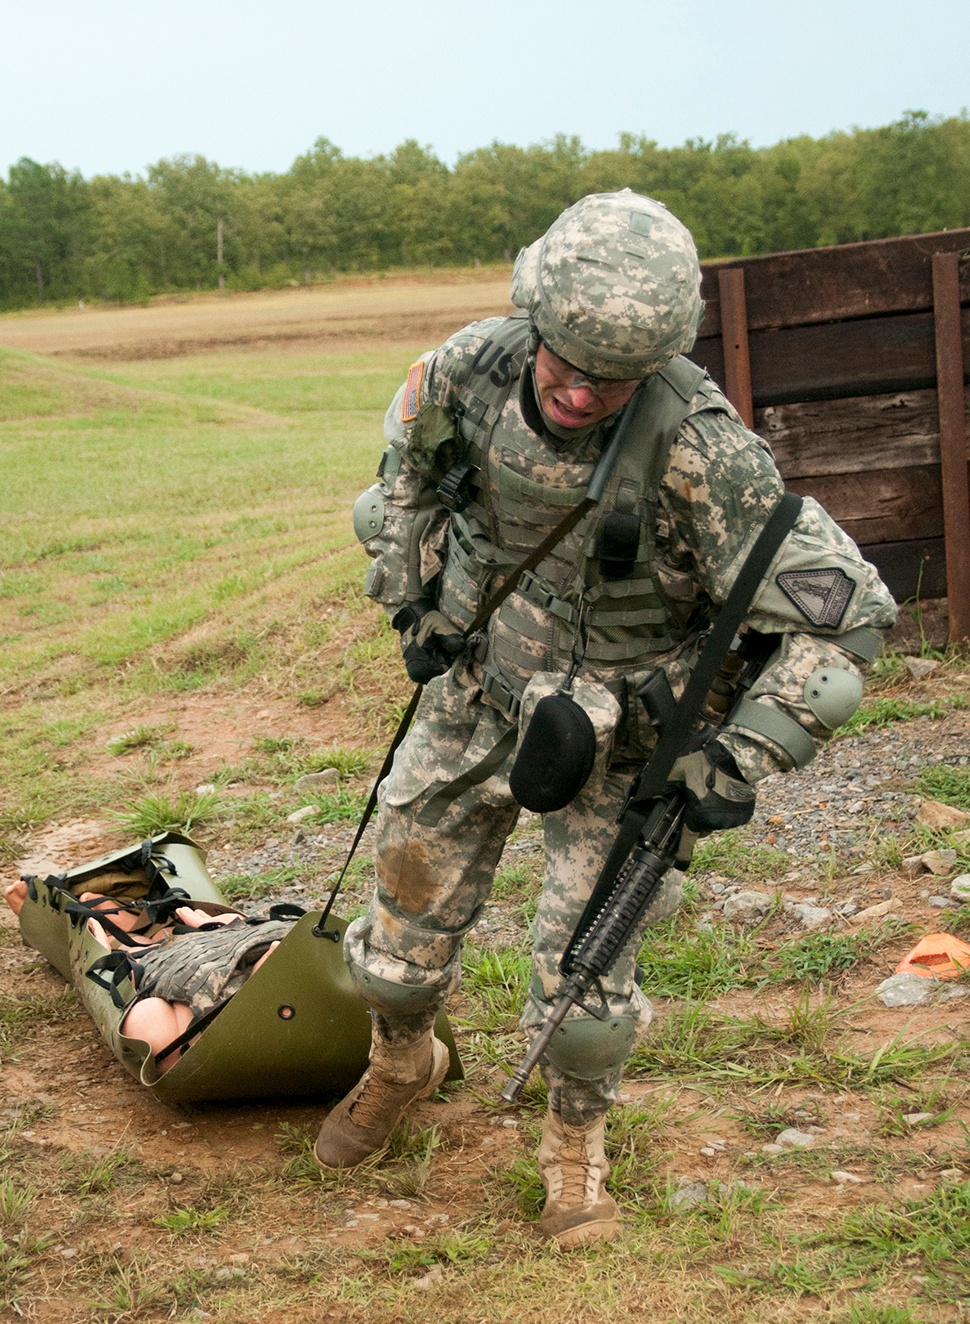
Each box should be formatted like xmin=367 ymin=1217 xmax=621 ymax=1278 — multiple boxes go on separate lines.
xmin=717 ymin=267 xmax=753 ymax=426
xmin=788 ymin=465 xmax=946 ymax=545
xmin=690 ymin=308 xmax=970 ymax=407
xmin=753 ymin=389 xmax=970 ymax=478
xmin=933 ymin=251 xmax=970 ymax=642
xmin=698 ymin=228 xmax=970 ymax=335
xmin=858 ymin=537 xmax=947 ymax=602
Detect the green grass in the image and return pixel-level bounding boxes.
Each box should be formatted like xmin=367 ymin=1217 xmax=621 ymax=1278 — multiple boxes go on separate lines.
xmin=916 ymin=765 xmax=970 ymax=812
xmin=838 ymin=694 xmax=968 ymax=734
xmin=300 ymin=788 xmax=369 ymax=823
xmin=111 ymin=785 xmax=221 ymax=836
xmin=628 ymin=997 xmax=969 ymax=1091
xmin=690 ymin=832 xmax=793 ymax=881
xmin=154 ymin=1205 xmax=231 ymax=1237
xmin=248 ymin=736 xmax=372 ymax=782
xmin=723 ymin=1180 xmax=970 ymax=1305
xmin=768 ymin=930 xmax=875 ymax=983
xmin=62 ymin=1148 xmax=140 ymax=1196
xmin=637 ymin=916 xmax=757 ymax=998
xmin=0 ymin=987 xmax=80 ymax=1054
xmin=0 ymin=341 xmax=413 ymax=829
xmin=105 ymin=722 xmax=174 ymax=755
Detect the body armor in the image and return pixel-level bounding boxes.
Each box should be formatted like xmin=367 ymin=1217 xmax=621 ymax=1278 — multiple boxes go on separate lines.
xmin=421 ymin=314 xmax=739 ymax=718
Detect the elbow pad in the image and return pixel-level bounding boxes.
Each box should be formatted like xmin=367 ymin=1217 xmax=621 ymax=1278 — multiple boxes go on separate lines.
xmin=802 ymin=667 xmax=864 ymax=729
xmin=353 ymin=487 xmax=385 ymax=544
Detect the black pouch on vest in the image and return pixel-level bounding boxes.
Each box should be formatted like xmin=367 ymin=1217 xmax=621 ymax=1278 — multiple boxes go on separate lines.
xmin=508 ymin=693 xmax=597 ymax=814
xmin=595 ymin=510 xmax=641 ymax=579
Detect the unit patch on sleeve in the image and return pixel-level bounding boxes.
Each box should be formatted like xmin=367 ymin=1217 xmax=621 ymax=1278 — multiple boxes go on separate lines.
xmin=401 ymin=360 xmax=426 ymax=423
xmin=776 ymin=567 xmax=857 ymax=628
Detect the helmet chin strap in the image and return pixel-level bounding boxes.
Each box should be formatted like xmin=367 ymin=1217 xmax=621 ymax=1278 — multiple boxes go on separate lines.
xmin=521 ymin=348 xmax=624 ymax=448
xmin=522 ymin=323 xmax=586 ymax=443
xmin=519 ymin=355 xmax=593 ymax=445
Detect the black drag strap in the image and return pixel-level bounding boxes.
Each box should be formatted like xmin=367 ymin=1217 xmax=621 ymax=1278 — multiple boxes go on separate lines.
xmin=312 ymin=683 xmax=424 ymax=937
xmin=85 ymin=951 xmax=143 ymax=1011
xmin=153 ymin=997 xmax=232 ymax=1069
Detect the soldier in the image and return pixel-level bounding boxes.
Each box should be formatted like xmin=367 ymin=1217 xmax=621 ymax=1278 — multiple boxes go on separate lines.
xmin=314 ymin=191 xmax=897 ymax=1245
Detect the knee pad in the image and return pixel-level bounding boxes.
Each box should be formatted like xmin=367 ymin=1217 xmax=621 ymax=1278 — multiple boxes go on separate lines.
xmin=542 ymin=1013 xmax=638 ymax=1081
xmin=349 ymin=963 xmax=442 ymax=1015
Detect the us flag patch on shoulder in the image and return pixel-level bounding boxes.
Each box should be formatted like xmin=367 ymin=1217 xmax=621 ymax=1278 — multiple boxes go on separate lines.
xmin=776 ymin=567 xmax=856 ymax=628
xmin=401 ymin=360 xmax=425 ymax=422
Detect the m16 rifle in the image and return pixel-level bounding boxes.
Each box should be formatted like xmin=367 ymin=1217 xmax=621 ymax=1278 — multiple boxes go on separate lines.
xmin=501 ymin=628 xmax=777 ymax=1104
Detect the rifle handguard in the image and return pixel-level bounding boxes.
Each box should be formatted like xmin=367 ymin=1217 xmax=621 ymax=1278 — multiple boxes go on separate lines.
xmin=501 ymin=798 xmax=683 ymax=1104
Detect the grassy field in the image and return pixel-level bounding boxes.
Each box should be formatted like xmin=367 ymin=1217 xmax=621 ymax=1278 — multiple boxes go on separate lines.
xmin=0 ymin=335 xmax=422 ymax=851
xmin=1 ymin=282 xmax=970 ymax=1324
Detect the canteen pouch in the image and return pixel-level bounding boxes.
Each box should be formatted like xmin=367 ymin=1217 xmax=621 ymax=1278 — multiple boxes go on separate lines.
xmin=509 ymin=673 xmax=621 ymax=813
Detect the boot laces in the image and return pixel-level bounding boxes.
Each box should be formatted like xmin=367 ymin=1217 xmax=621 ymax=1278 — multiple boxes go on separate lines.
xmin=347 ymin=1068 xmax=413 ymax=1130
xmin=557 ymin=1127 xmax=594 ymax=1205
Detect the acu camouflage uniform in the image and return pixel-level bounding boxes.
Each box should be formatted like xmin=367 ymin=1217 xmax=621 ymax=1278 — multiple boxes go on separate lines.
xmin=347 ymin=193 xmax=897 ymax=1124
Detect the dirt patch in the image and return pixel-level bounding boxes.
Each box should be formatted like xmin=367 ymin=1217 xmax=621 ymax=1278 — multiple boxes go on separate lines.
xmin=0 ymin=277 xmax=513 ymax=361
xmin=91 ymin=688 xmax=359 ymax=783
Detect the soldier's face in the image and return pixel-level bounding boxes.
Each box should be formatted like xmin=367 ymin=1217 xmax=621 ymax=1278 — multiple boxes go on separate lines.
xmin=534 ymin=343 xmax=641 ymax=429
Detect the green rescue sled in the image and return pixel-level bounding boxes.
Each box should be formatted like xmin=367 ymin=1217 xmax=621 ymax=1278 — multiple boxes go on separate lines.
xmin=18 ymin=832 xmax=462 ymax=1104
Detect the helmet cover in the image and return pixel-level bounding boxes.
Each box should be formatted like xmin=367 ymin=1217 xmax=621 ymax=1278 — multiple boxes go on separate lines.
xmin=510 ymin=190 xmax=703 ymax=379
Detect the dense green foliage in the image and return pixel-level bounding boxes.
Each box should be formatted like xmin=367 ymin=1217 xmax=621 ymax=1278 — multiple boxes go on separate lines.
xmin=1 ymin=111 xmax=968 ymax=308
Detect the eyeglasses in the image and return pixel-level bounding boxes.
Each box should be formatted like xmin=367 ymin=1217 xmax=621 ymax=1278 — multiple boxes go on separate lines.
xmin=539 ymin=342 xmax=641 ymax=401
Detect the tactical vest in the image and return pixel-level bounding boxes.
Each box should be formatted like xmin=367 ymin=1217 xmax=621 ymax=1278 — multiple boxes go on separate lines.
xmin=432 ymin=313 xmax=734 ymax=719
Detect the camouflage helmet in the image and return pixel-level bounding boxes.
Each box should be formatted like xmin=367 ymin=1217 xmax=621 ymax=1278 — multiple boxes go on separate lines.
xmin=510 ymin=190 xmax=703 ymax=380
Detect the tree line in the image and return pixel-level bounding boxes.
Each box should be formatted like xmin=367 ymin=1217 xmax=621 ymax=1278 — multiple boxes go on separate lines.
xmin=1 ymin=110 xmax=967 ymax=309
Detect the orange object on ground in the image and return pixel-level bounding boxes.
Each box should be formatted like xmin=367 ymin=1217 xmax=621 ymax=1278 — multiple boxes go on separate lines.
xmin=895 ymin=933 xmax=970 ymax=980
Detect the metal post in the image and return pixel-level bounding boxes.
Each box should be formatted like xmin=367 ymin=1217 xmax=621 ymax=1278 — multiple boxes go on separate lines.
xmin=931 ymin=252 xmax=970 ymax=643
xmin=717 ymin=266 xmax=754 ymax=429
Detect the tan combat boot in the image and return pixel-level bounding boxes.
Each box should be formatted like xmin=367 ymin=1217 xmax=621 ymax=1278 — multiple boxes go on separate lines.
xmin=537 ymin=1108 xmax=620 ymax=1247
xmin=314 ymin=1030 xmax=449 ymax=1170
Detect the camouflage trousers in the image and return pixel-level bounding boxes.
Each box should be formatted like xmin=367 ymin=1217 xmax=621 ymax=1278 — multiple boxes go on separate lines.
xmin=344 ymin=669 xmax=682 ymax=1124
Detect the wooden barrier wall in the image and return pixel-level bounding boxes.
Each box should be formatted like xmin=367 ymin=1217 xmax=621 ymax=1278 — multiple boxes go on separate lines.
xmin=690 ymin=230 xmax=970 ymax=642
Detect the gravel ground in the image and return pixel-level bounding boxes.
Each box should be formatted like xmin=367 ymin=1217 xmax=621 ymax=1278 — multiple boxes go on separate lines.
xmin=204 ymin=696 xmax=970 ymax=944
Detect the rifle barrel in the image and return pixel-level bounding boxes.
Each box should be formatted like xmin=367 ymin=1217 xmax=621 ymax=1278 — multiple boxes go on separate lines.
xmin=500 ymin=980 xmax=588 ymax=1104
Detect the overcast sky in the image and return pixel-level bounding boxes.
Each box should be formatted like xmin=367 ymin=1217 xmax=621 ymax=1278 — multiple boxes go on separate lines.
xmin=4 ymin=0 xmax=967 ymax=179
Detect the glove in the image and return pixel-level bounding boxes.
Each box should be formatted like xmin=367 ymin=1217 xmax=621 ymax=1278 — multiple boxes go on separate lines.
xmin=391 ymin=602 xmax=465 ymax=684
xmin=665 ymin=739 xmax=756 ymax=867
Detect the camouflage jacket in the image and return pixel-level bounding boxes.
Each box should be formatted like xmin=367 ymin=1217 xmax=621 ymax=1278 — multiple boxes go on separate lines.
xmin=355 ymin=315 xmax=898 ymax=781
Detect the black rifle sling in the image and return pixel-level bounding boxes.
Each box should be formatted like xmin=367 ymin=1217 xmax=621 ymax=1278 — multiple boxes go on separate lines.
xmin=314 ymin=392 xmax=651 ymax=937
xmin=563 ymin=489 xmax=804 ymax=960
